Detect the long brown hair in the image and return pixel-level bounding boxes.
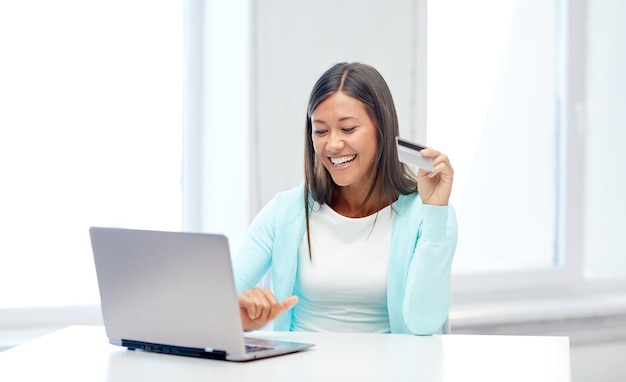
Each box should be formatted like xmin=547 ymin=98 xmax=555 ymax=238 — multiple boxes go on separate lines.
xmin=303 ymin=62 xmax=417 ymax=258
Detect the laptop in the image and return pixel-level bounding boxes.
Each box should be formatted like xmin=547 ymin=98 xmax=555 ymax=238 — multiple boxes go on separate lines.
xmin=89 ymin=226 xmax=314 ymax=361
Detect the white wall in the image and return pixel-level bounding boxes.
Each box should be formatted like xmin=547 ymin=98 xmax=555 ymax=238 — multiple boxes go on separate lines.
xmin=583 ymin=0 xmax=626 ymax=280
xmin=573 ymin=1 xmax=626 ymax=377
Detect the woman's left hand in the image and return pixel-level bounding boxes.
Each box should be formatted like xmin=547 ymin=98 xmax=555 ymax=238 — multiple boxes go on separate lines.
xmin=415 ymin=147 xmax=454 ymax=206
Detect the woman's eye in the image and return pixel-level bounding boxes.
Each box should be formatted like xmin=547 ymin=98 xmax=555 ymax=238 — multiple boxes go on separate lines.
xmin=342 ymin=127 xmax=356 ymax=133
xmin=313 ymin=129 xmax=327 ymax=136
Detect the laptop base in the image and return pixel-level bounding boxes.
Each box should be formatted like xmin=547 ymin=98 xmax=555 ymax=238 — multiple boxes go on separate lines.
xmin=122 ymin=339 xmax=227 ymax=360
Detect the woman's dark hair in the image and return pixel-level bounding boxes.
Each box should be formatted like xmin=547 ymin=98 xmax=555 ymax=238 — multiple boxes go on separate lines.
xmin=303 ymin=62 xmax=417 ymax=258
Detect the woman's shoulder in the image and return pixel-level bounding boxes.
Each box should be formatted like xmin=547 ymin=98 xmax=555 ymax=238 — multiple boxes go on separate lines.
xmin=247 ymin=184 xmax=305 ymax=234
xmin=396 ymin=191 xmax=422 ymax=209
xmin=261 ymin=183 xmax=306 ymax=220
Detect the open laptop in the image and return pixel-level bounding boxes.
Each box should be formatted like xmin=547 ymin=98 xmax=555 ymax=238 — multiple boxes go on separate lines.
xmin=89 ymin=227 xmax=314 ymax=361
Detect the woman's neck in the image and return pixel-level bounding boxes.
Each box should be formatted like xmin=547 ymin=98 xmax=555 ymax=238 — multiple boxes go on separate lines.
xmin=330 ymin=186 xmax=391 ymax=218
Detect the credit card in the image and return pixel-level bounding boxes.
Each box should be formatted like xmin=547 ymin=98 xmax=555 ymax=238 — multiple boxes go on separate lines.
xmin=396 ymin=137 xmax=434 ymax=171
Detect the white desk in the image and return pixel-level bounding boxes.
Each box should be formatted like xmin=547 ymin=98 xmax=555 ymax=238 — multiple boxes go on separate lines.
xmin=0 ymin=326 xmax=570 ymax=382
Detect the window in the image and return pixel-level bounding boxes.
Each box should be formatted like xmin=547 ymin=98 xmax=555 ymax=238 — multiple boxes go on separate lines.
xmin=429 ymin=0 xmax=626 ymax=295
xmin=0 ymin=1 xmax=183 ymax=308
xmin=428 ymin=0 xmax=559 ymax=275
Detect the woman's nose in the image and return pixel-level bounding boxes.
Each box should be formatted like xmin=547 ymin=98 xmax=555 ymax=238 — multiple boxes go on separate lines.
xmin=326 ymin=131 xmax=344 ymax=153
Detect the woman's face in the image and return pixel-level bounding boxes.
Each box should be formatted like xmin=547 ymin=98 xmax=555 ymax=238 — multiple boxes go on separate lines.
xmin=311 ymin=91 xmax=378 ymax=192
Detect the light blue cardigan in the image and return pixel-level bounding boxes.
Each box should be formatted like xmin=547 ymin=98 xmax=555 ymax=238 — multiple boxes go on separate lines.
xmin=232 ymin=184 xmax=458 ymax=335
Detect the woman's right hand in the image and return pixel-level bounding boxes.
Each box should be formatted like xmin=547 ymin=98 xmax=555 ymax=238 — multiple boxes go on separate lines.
xmin=238 ymin=287 xmax=299 ymax=331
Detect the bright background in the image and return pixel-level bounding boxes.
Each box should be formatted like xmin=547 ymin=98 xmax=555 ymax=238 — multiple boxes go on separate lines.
xmin=1 ymin=1 xmax=625 ymax=380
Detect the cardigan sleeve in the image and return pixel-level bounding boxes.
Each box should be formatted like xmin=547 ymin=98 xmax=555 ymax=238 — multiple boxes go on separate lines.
xmin=231 ymin=184 xmax=306 ymax=296
xmin=232 ymin=197 xmax=277 ymax=294
xmin=402 ymin=203 xmax=458 ymax=335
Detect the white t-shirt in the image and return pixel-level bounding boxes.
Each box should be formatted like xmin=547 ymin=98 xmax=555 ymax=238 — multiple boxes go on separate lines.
xmin=291 ymin=202 xmax=394 ymax=333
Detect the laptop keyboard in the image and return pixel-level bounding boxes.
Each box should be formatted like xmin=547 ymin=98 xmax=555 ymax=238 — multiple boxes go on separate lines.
xmin=245 ymin=344 xmax=274 ymax=353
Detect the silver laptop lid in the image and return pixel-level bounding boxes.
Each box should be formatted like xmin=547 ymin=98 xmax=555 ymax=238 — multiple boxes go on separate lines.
xmin=89 ymin=227 xmax=246 ymax=354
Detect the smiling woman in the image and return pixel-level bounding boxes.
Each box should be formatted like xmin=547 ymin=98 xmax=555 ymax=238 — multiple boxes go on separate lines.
xmin=233 ymin=62 xmax=458 ymax=336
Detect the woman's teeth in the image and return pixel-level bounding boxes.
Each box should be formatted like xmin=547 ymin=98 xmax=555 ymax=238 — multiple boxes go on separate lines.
xmin=330 ymin=155 xmax=356 ymax=165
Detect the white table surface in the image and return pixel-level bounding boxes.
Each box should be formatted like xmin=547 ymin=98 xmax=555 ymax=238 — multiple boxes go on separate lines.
xmin=0 ymin=326 xmax=571 ymax=382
